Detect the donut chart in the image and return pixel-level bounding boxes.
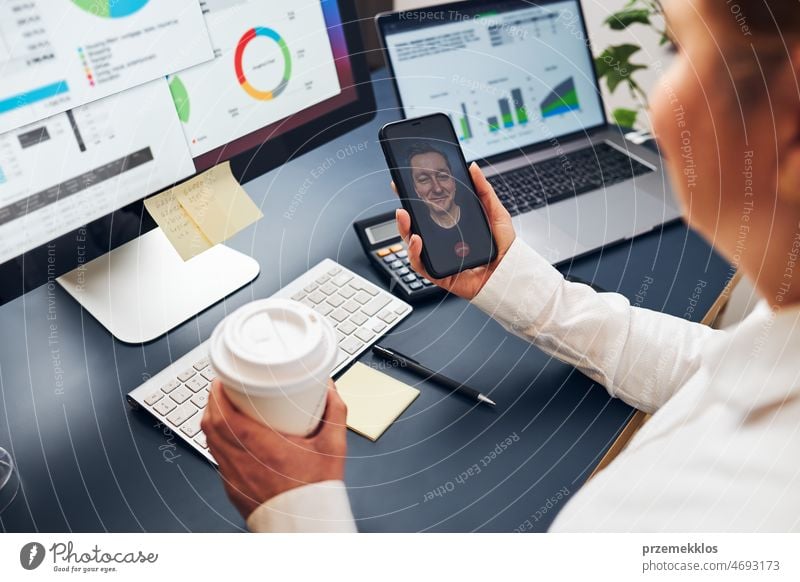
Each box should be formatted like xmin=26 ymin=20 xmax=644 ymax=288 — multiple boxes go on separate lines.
xmin=71 ymin=0 xmax=149 ymax=18
xmin=234 ymin=27 xmax=292 ymax=101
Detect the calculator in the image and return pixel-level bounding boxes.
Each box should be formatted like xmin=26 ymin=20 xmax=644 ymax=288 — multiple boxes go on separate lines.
xmin=353 ymin=211 xmax=445 ymax=302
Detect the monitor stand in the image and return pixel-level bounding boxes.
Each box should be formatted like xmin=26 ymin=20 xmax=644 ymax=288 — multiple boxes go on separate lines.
xmin=57 ymin=228 xmax=260 ymax=344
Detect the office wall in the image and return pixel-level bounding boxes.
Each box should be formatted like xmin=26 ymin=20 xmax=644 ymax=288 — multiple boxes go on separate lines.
xmin=393 ymin=0 xmax=675 ymax=129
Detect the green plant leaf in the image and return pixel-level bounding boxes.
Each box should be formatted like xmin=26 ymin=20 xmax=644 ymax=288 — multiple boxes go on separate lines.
xmin=595 ymin=44 xmax=647 ymax=93
xmin=605 ymin=8 xmax=651 ymax=30
xmin=612 ymin=107 xmax=638 ymax=128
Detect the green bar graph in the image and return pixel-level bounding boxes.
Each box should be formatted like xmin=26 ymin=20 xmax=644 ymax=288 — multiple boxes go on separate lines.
xmin=459 ymin=103 xmax=472 ymax=140
xmin=512 ymin=88 xmax=528 ymax=125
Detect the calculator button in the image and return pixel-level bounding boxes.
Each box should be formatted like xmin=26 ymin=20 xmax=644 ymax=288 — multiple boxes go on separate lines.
xmin=397 ymin=267 xmax=410 ymax=277
xmin=409 ymin=281 xmax=423 ymax=290
xmin=395 ymin=250 xmax=408 ymax=259
xmin=389 ymin=244 xmax=403 ymax=253
xmin=422 ymin=278 xmax=433 ymax=286
xmin=389 ymin=260 xmax=403 ymax=270
xmin=382 ymin=254 xmax=397 ymax=263
xmin=402 ymin=258 xmax=411 ymax=266
xmin=402 ymin=274 xmax=417 ymax=283
xmin=376 ymin=248 xmax=392 ymax=257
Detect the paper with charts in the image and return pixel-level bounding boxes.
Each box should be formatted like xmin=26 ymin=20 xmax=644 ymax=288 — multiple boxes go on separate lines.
xmin=167 ymin=0 xmax=341 ymax=159
xmin=0 ymin=0 xmax=214 ymax=134
xmin=0 ymin=78 xmax=196 ymax=265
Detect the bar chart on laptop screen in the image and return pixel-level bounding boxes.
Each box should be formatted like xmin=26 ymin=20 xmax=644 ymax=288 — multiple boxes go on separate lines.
xmin=384 ymin=0 xmax=605 ymax=161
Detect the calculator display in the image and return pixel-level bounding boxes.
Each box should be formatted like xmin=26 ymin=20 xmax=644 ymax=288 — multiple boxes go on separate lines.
xmin=366 ymin=220 xmax=399 ymax=245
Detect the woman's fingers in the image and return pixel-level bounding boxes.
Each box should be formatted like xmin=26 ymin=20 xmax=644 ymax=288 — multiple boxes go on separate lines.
xmin=469 ymin=162 xmax=510 ymax=221
xmin=396 ymin=208 xmax=411 ymax=243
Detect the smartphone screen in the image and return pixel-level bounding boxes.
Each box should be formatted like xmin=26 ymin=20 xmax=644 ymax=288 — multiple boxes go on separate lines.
xmin=380 ymin=114 xmax=496 ymax=279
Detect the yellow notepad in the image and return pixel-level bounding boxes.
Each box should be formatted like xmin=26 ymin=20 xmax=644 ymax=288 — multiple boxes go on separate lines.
xmin=336 ymin=363 xmax=420 ymax=441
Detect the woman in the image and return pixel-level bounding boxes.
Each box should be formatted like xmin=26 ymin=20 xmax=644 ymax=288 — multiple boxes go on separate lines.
xmin=202 ymin=0 xmax=800 ymax=532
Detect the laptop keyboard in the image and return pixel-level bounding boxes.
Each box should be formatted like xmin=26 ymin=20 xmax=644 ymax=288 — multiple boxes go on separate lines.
xmin=488 ymin=142 xmax=653 ymax=216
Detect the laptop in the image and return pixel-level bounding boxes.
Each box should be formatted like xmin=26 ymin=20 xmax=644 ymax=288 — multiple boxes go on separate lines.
xmin=376 ymin=0 xmax=681 ymax=265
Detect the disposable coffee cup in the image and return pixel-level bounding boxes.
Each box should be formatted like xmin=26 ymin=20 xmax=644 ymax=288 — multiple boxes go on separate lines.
xmin=208 ymin=298 xmax=338 ymax=436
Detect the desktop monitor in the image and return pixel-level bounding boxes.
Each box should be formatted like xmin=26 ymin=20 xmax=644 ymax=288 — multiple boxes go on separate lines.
xmin=0 ymin=0 xmax=374 ymax=342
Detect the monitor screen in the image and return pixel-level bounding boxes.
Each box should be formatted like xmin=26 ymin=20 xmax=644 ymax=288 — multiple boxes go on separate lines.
xmin=380 ymin=0 xmax=607 ymax=162
xmin=0 ymin=0 xmax=364 ymax=281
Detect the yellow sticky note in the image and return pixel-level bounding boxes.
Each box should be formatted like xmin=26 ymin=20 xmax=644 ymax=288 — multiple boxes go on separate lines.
xmin=336 ymin=363 xmax=420 ymax=441
xmin=143 ymin=187 xmax=213 ymax=261
xmin=174 ymin=161 xmax=263 ymax=245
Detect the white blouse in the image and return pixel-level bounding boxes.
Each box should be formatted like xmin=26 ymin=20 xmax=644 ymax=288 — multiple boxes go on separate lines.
xmin=247 ymin=238 xmax=800 ymax=532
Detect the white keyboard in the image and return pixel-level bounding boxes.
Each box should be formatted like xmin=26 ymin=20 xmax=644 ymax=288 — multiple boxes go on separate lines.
xmin=127 ymin=259 xmax=413 ymax=463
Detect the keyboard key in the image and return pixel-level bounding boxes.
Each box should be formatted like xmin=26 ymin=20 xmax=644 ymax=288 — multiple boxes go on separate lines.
xmin=338 ymin=286 xmax=356 ymax=299
xmin=336 ymin=329 xmax=345 ymax=343
xmin=307 ymin=291 xmax=326 ymax=304
xmin=144 ymin=391 xmax=164 ymax=406
xmin=194 ymin=433 xmax=208 ymax=449
xmin=372 ymin=322 xmax=387 ymax=333
xmin=153 ymin=398 xmax=177 ymax=417
xmin=291 ymin=290 xmax=305 ymax=301
xmin=332 ymin=273 xmax=353 ymax=286
xmin=303 ymin=283 xmax=317 ymax=293
xmin=342 ymin=300 xmax=360 ymax=313
xmin=378 ymin=310 xmax=397 ymax=324
xmin=327 ymin=266 xmax=342 ymax=275
xmin=180 ymin=413 xmax=204 ymax=438
xmin=313 ymin=303 xmax=333 ymax=317
xmin=394 ymin=304 xmax=410 ymax=315
xmin=191 ymin=390 xmax=209 ymax=408
xmin=177 ymin=368 xmax=196 ymax=382
xmin=319 ymin=283 xmax=337 ymax=295
xmin=170 ymin=386 xmax=193 ymax=404
xmin=338 ymin=320 xmax=357 ymax=335
xmin=354 ymin=328 xmax=375 ymax=343
xmin=326 ymin=295 xmax=344 ymax=308
xmin=315 ymin=275 xmax=329 ymax=285
xmin=186 ymin=376 xmax=208 ymax=393
xmin=339 ymin=336 xmax=364 ymax=355
xmin=193 ymin=358 xmax=210 ymax=371
xmin=201 ymin=369 xmax=216 ymax=382
xmin=360 ymin=283 xmax=380 ymax=296
xmin=330 ymin=309 xmax=349 ymax=323
xmin=353 ymin=291 xmax=372 ymax=305
xmin=161 ymin=378 xmax=181 ymax=394
xmin=350 ymin=312 xmax=368 ymax=326
xmin=333 ymin=349 xmax=348 ymax=370
xmin=362 ymin=295 xmax=392 ymax=317
xmin=167 ymin=403 xmax=197 ymax=428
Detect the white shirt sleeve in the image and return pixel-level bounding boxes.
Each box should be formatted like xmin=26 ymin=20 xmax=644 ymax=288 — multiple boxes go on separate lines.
xmin=471 ymin=238 xmax=722 ymax=413
xmin=246 ymin=480 xmax=357 ymax=533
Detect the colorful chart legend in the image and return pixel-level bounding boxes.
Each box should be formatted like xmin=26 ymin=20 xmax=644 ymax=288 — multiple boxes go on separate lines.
xmin=234 ymin=27 xmax=292 ymax=101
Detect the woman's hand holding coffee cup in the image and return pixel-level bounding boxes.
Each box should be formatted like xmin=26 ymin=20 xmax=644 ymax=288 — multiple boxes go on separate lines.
xmin=394 ymin=162 xmax=516 ymax=301
xmin=202 ymin=379 xmax=348 ymax=519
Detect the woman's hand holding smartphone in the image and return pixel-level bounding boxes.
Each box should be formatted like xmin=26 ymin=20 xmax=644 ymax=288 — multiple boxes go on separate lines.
xmin=394 ymin=162 xmax=516 ymax=301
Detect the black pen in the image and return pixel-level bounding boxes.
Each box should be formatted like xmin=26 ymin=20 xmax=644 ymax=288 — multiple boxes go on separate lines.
xmin=372 ymin=345 xmax=496 ymax=407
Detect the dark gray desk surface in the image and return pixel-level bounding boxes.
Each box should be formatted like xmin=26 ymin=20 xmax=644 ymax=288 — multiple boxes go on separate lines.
xmin=0 ymin=71 xmax=731 ymax=533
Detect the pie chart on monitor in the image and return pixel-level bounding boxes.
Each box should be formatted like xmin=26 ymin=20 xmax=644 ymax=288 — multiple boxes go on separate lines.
xmin=71 ymin=0 xmax=150 ymax=18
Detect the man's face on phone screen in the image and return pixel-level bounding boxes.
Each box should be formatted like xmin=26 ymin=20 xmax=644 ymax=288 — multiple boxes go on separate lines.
xmin=410 ymin=152 xmax=457 ymax=218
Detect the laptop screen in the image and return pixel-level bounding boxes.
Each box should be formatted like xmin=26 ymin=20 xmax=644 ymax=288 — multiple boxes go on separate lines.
xmin=381 ymin=0 xmax=607 ymax=162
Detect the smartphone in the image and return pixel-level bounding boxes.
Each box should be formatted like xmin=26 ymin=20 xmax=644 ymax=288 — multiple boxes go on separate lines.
xmin=379 ymin=113 xmax=497 ymax=279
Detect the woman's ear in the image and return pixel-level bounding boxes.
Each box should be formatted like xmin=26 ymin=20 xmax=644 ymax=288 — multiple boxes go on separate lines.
xmin=777 ymin=46 xmax=800 ymax=203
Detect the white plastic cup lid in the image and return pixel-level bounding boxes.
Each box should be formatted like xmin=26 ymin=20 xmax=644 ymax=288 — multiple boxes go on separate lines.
xmin=209 ymin=299 xmax=336 ymax=394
